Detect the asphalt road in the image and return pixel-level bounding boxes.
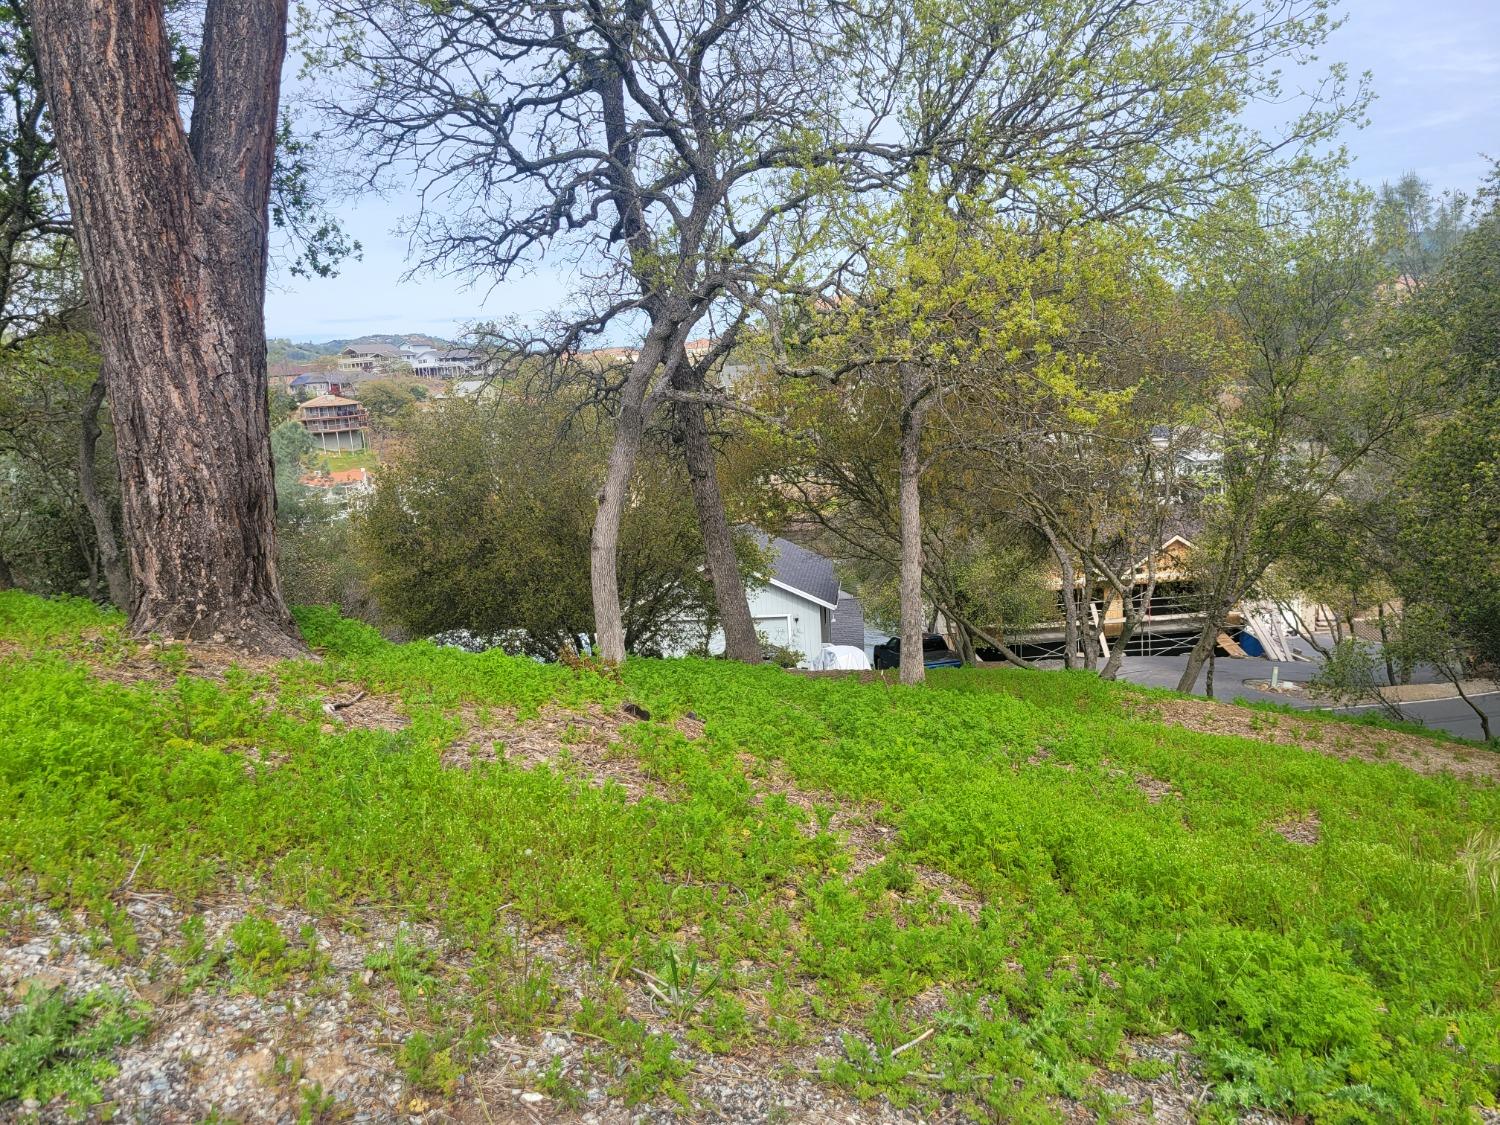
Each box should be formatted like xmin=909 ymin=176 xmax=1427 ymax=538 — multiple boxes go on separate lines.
xmin=1334 ymin=691 xmax=1499 ymax=743
xmin=1109 ymin=651 xmax=1497 ymax=743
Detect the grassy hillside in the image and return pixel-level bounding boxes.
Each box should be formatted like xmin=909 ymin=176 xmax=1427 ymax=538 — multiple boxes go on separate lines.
xmin=1 ymin=591 xmax=1497 ymax=1122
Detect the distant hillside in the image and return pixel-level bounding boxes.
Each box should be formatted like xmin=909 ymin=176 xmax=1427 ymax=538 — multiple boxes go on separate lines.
xmin=267 ymin=333 xmax=457 ymax=365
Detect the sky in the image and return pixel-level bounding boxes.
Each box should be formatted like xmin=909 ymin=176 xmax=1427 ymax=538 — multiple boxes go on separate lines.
xmin=263 ymin=0 xmax=1500 ymax=343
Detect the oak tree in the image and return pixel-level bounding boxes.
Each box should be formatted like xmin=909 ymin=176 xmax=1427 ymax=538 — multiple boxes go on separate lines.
xmin=28 ymin=0 xmax=303 ymax=651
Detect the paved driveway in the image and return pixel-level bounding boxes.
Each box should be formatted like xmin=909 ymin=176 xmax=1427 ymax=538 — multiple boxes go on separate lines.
xmin=1110 ymin=650 xmax=1497 ymax=742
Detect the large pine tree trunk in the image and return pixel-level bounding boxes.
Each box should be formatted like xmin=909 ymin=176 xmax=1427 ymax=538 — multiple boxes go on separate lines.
xmin=30 ymin=0 xmax=302 ymax=654
xmin=670 ymin=374 xmax=761 ymax=664
xmin=78 ymin=377 xmax=130 ymax=610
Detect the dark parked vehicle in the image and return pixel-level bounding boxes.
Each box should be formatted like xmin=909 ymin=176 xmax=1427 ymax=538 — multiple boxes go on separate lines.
xmin=872 ymin=633 xmax=963 ymax=671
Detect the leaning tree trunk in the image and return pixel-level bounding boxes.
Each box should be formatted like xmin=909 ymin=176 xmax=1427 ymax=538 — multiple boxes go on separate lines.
xmin=1177 ymin=616 xmax=1218 ymax=694
xmin=1452 ymin=678 xmax=1492 ymax=742
xmin=78 ymin=377 xmax=130 ymax=610
xmin=952 ymin=618 xmax=978 ymax=665
xmin=1101 ymin=561 xmax=1156 ymax=681
xmin=590 ymin=334 xmax=669 ymax=663
xmin=30 ymin=0 xmax=302 ymax=654
xmin=897 ymin=367 xmax=929 ymax=686
xmin=671 ymin=377 xmax=761 ymax=664
xmin=945 ymin=606 xmax=1033 ymax=669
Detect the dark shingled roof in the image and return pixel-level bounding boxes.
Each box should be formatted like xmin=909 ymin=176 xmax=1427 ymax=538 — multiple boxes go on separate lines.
xmin=757 ymin=534 xmax=840 ymax=608
xmin=831 ymin=590 xmax=865 ymax=647
xmin=290 ymin=373 xmax=329 ymax=387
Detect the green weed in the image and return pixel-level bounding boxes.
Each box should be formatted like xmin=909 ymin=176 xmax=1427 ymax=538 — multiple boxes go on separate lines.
xmin=2 ymin=591 xmax=1498 ymax=1121
xmin=0 ymin=985 xmax=150 ymax=1118
xmin=396 ymin=1030 xmax=463 ymax=1096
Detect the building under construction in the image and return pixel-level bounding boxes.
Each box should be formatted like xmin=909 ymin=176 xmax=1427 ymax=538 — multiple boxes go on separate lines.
xmin=991 ymin=535 xmax=1317 ymax=664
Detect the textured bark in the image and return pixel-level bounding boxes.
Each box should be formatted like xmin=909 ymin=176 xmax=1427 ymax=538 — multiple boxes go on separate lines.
xmin=590 ymin=338 xmax=664 ymax=663
xmin=1101 ymin=558 xmax=1156 ymax=681
xmin=1178 ymin=617 xmax=1215 ymax=694
xmin=897 ymin=367 xmax=928 ymax=686
xmin=29 ymin=0 xmax=301 ymax=653
xmin=948 ymin=606 xmax=1033 ymax=669
xmin=1043 ymin=528 xmax=1079 ymax=669
xmin=952 ymin=619 xmax=978 ymax=665
xmin=670 ymin=376 xmax=760 ymax=664
xmin=0 ymin=547 xmax=13 ymax=590
xmin=1376 ymin=603 xmax=1398 ymax=685
xmin=78 ymin=377 xmax=130 ymax=609
xmin=1453 ymin=678 xmax=1492 ymax=742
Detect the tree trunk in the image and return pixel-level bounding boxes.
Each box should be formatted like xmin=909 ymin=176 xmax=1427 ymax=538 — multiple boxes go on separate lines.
xmin=591 ymin=373 xmax=651 ymax=664
xmin=1205 ymin=647 xmax=1216 ymax=699
xmin=1044 ymin=528 xmax=1078 ymax=669
xmin=1079 ymin=567 xmax=1100 ymax=670
xmin=1376 ymin=602 xmax=1396 ymax=686
xmin=1458 ymin=684 xmax=1494 ymax=744
xmin=78 ymin=376 xmax=130 ymax=610
xmin=0 ymin=548 xmax=13 ymax=591
xmin=953 ymin=619 xmax=978 ymax=665
xmin=947 ymin=607 xmax=1033 ymax=668
xmin=589 ymin=327 xmax=678 ymax=663
xmin=30 ymin=0 xmax=302 ymax=654
xmin=1102 ymin=557 xmax=1155 ymax=681
xmin=897 ymin=368 xmax=928 ymax=686
xmin=1100 ymin=607 xmax=1136 ymax=681
xmin=671 ymin=386 xmax=760 ymax=664
xmin=1177 ymin=614 xmax=1219 ymax=694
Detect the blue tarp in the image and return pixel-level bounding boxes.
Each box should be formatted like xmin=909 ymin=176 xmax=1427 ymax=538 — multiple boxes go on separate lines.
xmin=1237 ymin=628 xmax=1267 ymax=657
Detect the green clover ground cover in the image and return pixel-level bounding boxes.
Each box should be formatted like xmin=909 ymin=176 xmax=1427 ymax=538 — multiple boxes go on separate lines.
xmin=1 ymin=590 xmax=1497 ymax=1122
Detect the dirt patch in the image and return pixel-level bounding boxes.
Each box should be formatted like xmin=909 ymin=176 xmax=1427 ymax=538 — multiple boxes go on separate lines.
xmin=55 ymin=639 xmax=290 ymax=692
xmin=323 ymin=688 xmax=411 ymax=732
xmin=1134 ymin=774 xmax=1179 ymax=804
xmin=442 ymin=702 xmax=668 ymax=801
xmin=0 ymin=882 xmax=929 ymax=1125
xmin=747 ymin=760 xmax=895 ymax=873
xmin=1136 ymin=698 xmax=1500 ymax=782
xmin=1272 ymin=812 xmax=1321 ymax=846
xmin=1066 ymin=1033 xmax=1287 ymax=1125
xmin=1024 ymin=747 xmax=1076 ymax=771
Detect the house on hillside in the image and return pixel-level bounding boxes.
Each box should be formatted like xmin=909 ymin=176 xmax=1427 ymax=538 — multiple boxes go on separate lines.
xmin=402 ymin=345 xmax=484 ymax=380
xmin=290 ymin=372 xmax=342 ymax=398
xmin=668 ymin=535 xmax=863 ymax=667
xmin=299 ymin=466 xmax=375 ymax=511
xmin=575 ymin=345 xmax=640 ymax=370
xmin=450 ymin=378 xmax=493 ymax=399
xmin=295 ymin=394 xmax=370 ymax=452
xmin=337 ymin=342 xmax=402 ymax=374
